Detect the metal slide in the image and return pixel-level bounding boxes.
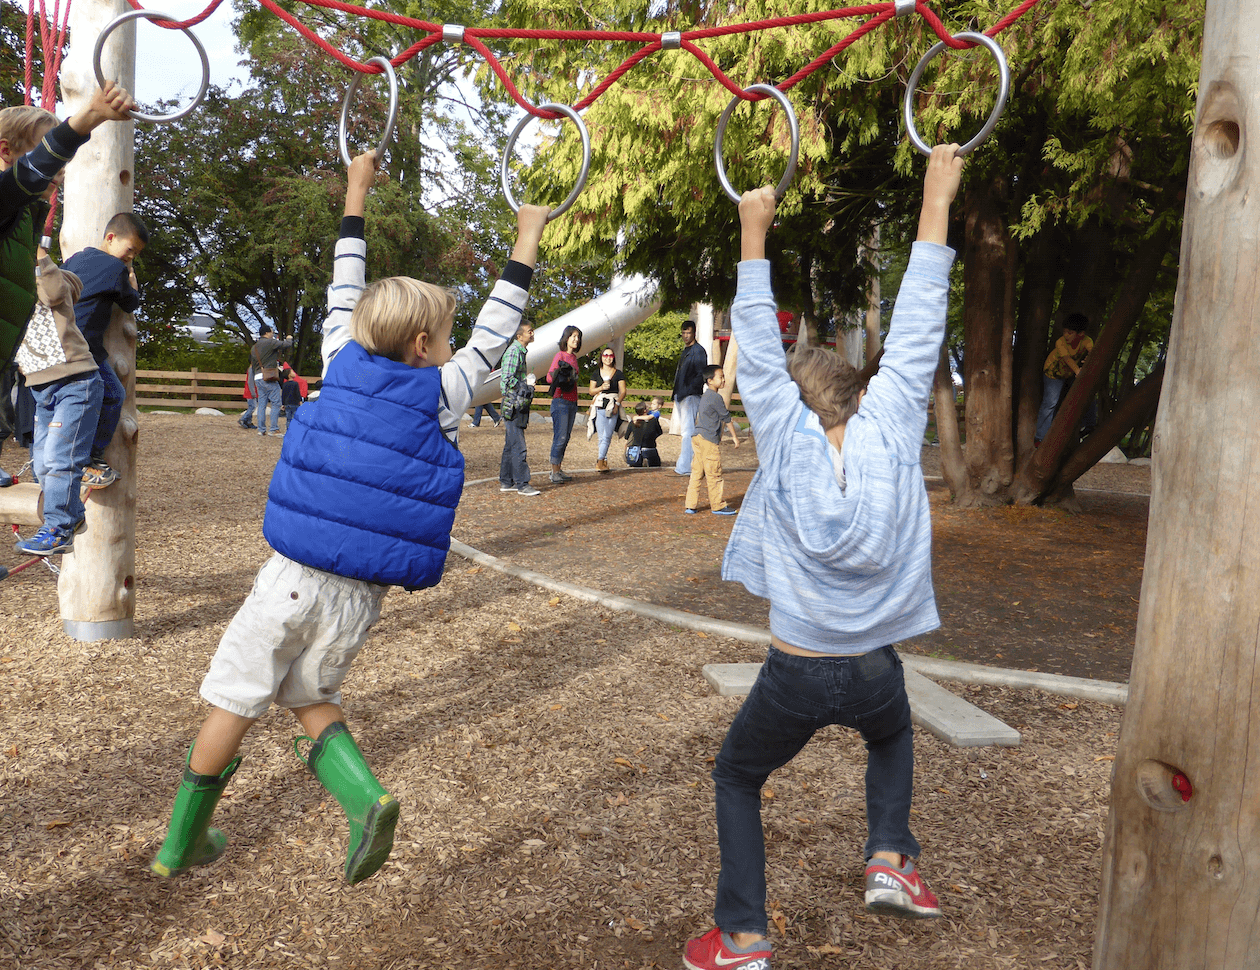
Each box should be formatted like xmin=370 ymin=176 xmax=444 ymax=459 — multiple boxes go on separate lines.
xmin=469 ymin=274 xmax=660 ymax=407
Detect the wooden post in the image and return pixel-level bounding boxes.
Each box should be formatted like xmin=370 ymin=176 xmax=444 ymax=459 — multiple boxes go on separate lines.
xmin=55 ymin=0 xmax=137 ymax=640
xmin=1094 ymin=1 xmax=1260 ymax=964
xmin=190 ymin=366 xmax=199 ymax=404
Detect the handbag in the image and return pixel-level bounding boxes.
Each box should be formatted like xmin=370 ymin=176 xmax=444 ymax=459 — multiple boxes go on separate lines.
xmin=625 ymin=445 xmax=642 ymax=466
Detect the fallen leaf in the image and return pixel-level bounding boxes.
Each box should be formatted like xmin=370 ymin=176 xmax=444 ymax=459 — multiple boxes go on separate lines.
xmin=467 ymin=566 xmax=482 ymax=574
xmin=6 ymin=744 xmax=17 ymax=758
xmin=695 ymin=631 xmax=708 ymax=638
xmin=507 ymin=622 xmax=522 ymax=632
xmin=613 ymin=758 xmax=635 ymax=768
xmin=43 ymin=819 xmax=70 ymax=830
xmin=657 ymin=713 xmax=669 ymax=722
xmin=1094 ymin=755 xmax=1115 ymax=762
xmin=550 ymin=704 xmax=562 ymax=711
xmin=1060 ymin=702 xmax=1079 ymax=710
xmin=548 ymin=596 xmax=560 ymax=606
xmin=763 ymin=788 xmax=775 ymax=800
xmin=626 ymin=917 xmax=646 ymax=931
xmin=198 ymin=930 xmax=226 ymax=947
xmin=771 ymin=910 xmax=788 ymax=936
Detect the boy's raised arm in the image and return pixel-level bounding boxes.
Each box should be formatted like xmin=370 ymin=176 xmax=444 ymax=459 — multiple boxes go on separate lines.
xmin=66 ymin=81 xmax=136 ymax=136
xmin=439 ymin=204 xmax=549 ymax=432
xmin=321 ymin=151 xmax=378 ymax=375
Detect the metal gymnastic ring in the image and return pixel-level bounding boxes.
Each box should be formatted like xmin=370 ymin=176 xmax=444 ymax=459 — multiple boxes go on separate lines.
xmin=499 ymin=103 xmax=591 ymax=222
xmin=338 ymin=56 xmax=400 ymax=169
xmin=92 ymin=9 xmax=210 ymax=124
xmin=902 ymin=31 xmax=1010 ymax=157
xmin=714 ymin=83 xmax=800 ymax=205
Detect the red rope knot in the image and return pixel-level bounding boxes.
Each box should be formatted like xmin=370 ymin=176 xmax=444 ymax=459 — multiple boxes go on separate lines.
xmin=442 ymin=24 xmax=465 ymax=45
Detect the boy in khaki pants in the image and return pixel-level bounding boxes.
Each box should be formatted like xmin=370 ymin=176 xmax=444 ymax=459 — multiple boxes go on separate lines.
xmin=684 ymin=364 xmax=741 ymax=515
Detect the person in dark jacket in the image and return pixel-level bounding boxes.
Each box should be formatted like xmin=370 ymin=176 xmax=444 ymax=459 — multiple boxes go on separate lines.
xmin=150 ymin=149 xmax=551 ymax=888
xmin=672 ymin=319 xmax=710 ymax=476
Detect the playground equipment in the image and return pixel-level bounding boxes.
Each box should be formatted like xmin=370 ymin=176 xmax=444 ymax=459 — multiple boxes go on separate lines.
xmin=338 ymin=56 xmax=399 ymax=169
xmin=468 ymin=274 xmax=661 ymax=409
xmin=902 ymin=31 xmax=1010 ymax=157
xmin=713 ymin=84 xmax=800 ymax=204
xmin=500 ymin=104 xmax=592 ymax=222
xmin=15 ymin=0 xmax=1018 ymax=644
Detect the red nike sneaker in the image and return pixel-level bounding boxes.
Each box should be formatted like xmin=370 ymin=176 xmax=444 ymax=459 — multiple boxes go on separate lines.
xmin=864 ymin=856 xmax=942 ymax=919
xmin=683 ymin=927 xmax=772 ymax=970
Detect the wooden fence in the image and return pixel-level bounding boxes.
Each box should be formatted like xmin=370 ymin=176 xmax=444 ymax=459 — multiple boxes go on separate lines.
xmin=136 ymin=370 xmax=963 ymax=429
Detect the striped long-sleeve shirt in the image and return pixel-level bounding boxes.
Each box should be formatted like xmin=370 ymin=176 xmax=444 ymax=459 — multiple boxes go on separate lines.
xmin=320 ymin=217 xmax=532 ymax=446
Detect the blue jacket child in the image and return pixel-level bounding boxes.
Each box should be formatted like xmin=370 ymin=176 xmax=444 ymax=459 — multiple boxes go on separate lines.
xmin=151 ymin=150 xmax=553 ymax=887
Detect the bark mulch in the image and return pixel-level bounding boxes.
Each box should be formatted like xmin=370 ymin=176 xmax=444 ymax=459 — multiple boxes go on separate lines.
xmin=0 ymin=414 xmax=1139 ymax=969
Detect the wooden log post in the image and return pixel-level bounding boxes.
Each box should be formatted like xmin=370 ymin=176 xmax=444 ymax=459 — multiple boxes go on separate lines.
xmin=0 ymin=485 xmax=45 ymax=526
xmin=1094 ymin=2 xmax=1260 ymax=964
xmin=55 ymin=0 xmax=137 ymax=640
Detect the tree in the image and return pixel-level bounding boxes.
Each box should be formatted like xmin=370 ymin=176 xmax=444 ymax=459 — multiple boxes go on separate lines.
xmin=484 ymin=0 xmax=1199 ymax=505
xmin=133 ymin=46 xmax=452 ymax=374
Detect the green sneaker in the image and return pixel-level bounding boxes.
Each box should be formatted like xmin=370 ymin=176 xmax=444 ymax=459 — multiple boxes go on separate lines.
xmin=296 ymin=723 xmax=399 ymax=885
xmin=151 ymin=748 xmax=241 ymax=877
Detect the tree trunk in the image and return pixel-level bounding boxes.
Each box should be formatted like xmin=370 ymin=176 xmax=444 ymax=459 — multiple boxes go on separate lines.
xmin=959 ymin=177 xmax=1014 ymax=504
xmin=56 ymin=0 xmax=137 ymax=641
xmin=1094 ymin=3 xmax=1260 ymax=962
xmin=1011 ymin=228 xmax=1061 ymax=461
xmin=864 ymin=225 xmax=881 ymax=366
xmin=933 ymin=345 xmax=969 ymax=501
xmin=1047 ymin=361 xmax=1164 ymax=496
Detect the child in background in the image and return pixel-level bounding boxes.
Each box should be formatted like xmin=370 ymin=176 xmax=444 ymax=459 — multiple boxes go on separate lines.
xmin=683 ymin=145 xmax=963 ymax=970
xmin=11 ymin=242 xmax=99 ymax=555
xmin=622 ymin=400 xmax=663 ymax=467
xmin=1035 ymin=313 xmax=1095 ymax=443
xmin=61 ymin=212 xmax=148 ymax=486
xmin=150 ymin=150 xmax=550 ymax=886
xmin=280 ymin=367 xmax=303 ymax=433
xmin=684 ymin=364 xmax=740 ymax=515
xmin=648 ymin=395 xmax=663 ymax=420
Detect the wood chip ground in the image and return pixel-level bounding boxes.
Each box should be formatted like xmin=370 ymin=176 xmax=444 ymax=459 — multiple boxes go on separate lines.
xmin=0 ymin=415 xmax=1126 ymax=968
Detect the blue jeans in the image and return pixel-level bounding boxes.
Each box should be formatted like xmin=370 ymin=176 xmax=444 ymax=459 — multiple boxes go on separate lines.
xmin=257 ymin=379 xmax=282 ymax=433
xmin=283 ymin=402 xmax=302 ymax=429
xmin=594 ymin=407 xmax=617 ymax=460
xmin=712 ymin=646 xmax=919 ymax=935
xmin=31 ymin=372 xmax=103 ymax=532
xmin=473 ymin=403 xmax=501 ymax=426
xmin=549 ymin=397 xmax=576 ymax=465
xmin=1036 ymin=376 xmax=1098 ymax=441
xmin=240 ymin=397 xmax=257 ymax=426
xmin=91 ymin=359 xmax=123 ymax=460
xmin=500 ymin=418 xmax=530 ymax=488
xmin=673 ymin=395 xmax=700 ymax=474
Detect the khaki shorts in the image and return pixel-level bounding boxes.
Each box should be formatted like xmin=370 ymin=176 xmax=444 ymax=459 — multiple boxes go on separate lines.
xmin=200 ymin=553 xmax=389 ymax=718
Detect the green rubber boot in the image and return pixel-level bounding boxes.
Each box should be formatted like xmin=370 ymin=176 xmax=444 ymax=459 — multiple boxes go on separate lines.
xmin=297 ymin=723 xmax=399 ymax=885
xmin=151 ymin=748 xmax=241 ymax=878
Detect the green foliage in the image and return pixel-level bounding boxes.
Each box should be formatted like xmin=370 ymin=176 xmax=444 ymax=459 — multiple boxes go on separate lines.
xmin=622 ymin=309 xmax=690 ymax=387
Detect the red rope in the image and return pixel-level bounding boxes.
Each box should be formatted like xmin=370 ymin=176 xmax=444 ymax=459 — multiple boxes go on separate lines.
xmin=24 ymin=0 xmax=1046 ymax=123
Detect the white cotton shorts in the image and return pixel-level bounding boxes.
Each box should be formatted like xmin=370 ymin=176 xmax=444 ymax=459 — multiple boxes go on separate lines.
xmin=200 ymin=553 xmax=389 ymax=718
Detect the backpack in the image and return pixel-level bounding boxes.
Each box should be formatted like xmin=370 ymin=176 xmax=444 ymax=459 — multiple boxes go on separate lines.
xmin=552 ymin=359 xmax=578 ymax=394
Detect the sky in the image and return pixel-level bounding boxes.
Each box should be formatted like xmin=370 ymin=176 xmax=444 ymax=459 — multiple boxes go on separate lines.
xmin=130 ymin=1 xmax=249 ymax=107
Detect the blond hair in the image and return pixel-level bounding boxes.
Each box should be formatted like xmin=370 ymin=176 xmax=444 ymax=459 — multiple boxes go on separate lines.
xmin=350 ymin=276 xmax=457 ymax=361
xmin=0 ymin=105 xmax=58 ymax=155
xmin=786 ymin=345 xmax=864 ymax=430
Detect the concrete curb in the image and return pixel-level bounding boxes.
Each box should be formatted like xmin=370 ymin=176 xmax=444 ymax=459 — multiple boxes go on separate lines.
xmin=456 ymin=476 xmax=1131 ymax=708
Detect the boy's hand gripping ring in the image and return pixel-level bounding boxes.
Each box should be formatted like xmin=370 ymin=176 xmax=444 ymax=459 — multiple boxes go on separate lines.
xmin=903 ymin=31 xmax=1010 ymax=157
xmin=714 ymin=83 xmax=800 ymax=205
xmin=338 ymin=56 xmax=400 ymax=169
xmin=93 ymin=9 xmax=211 ymax=124
xmin=499 ymin=104 xmax=592 ymax=222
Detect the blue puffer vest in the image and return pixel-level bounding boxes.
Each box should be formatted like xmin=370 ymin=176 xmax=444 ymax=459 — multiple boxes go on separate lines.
xmin=263 ymin=341 xmax=464 ymax=588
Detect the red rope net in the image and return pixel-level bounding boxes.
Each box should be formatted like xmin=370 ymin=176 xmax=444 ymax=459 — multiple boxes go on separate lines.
xmin=25 ymin=0 xmax=73 ymax=233
xmin=111 ymin=0 xmax=1044 ymax=119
